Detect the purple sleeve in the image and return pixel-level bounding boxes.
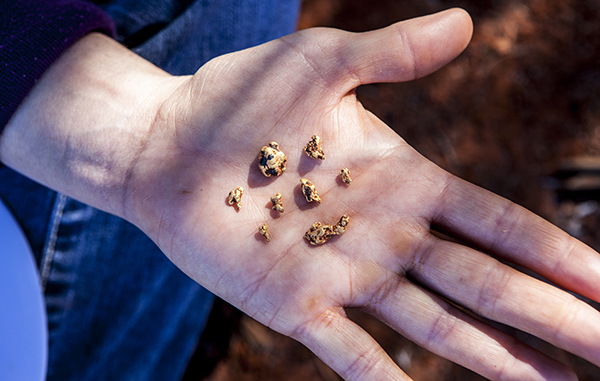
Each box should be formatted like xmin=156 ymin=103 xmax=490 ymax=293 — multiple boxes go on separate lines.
xmin=0 ymin=0 xmax=116 ymax=130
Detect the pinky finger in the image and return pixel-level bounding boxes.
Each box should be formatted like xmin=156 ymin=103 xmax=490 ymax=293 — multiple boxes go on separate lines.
xmin=292 ymin=307 xmax=411 ymax=381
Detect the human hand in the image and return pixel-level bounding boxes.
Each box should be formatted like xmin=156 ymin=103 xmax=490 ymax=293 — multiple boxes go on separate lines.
xmin=119 ymin=8 xmax=600 ymax=380
xmin=3 ymin=7 xmax=600 ymax=381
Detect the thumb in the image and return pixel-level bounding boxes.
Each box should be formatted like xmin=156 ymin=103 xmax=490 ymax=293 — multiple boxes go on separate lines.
xmin=332 ymin=8 xmax=473 ymax=90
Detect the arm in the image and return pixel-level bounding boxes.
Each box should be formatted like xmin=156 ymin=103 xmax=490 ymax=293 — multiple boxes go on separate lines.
xmin=2 ymin=8 xmax=599 ymax=381
xmin=1 ymin=32 xmax=183 ymax=218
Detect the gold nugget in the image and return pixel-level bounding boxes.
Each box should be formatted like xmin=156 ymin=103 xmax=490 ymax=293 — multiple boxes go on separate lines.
xmin=340 ymin=168 xmax=352 ymax=186
xmin=304 ymin=135 xmax=325 ymax=160
xmin=300 ymin=178 xmax=321 ymax=203
xmin=259 ymin=224 xmax=271 ymax=242
xmin=227 ymin=186 xmax=244 ymax=211
xmin=334 ymin=215 xmax=350 ymax=234
xmin=304 ymin=222 xmax=334 ymax=245
xmin=258 ymin=142 xmax=287 ymax=177
xmin=270 ymin=193 xmax=284 ymax=213
xmin=304 ymin=215 xmax=350 ymax=245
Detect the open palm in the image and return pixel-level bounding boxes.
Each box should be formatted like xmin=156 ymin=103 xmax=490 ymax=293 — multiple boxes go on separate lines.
xmin=121 ymin=9 xmax=600 ymax=381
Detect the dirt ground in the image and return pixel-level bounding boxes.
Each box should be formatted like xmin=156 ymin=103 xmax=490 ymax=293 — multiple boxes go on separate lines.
xmin=183 ymin=0 xmax=600 ymax=380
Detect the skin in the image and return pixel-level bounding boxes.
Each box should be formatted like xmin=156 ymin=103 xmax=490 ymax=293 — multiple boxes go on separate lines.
xmin=1 ymin=8 xmax=599 ymax=381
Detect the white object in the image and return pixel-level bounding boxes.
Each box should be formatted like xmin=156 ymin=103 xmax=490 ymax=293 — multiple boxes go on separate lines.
xmin=0 ymin=198 xmax=47 ymax=381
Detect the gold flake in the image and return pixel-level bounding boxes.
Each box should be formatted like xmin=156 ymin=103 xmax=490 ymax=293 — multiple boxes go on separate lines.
xmin=259 ymin=224 xmax=271 ymax=242
xmin=333 ymin=215 xmax=350 ymax=234
xmin=340 ymin=168 xmax=352 ymax=186
xmin=270 ymin=193 xmax=284 ymax=213
xmin=227 ymin=186 xmax=244 ymax=211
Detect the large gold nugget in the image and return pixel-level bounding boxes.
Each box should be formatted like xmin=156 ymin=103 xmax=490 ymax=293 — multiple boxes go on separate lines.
xmin=304 ymin=215 xmax=350 ymax=245
xmin=304 ymin=135 xmax=325 ymax=160
xmin=258 ymin=142 xmax=287 ymax=177
xmin=228 ymin=186 xmax=244 ymax=211
xmin=300 ymin=178 xmax=321 ymax=203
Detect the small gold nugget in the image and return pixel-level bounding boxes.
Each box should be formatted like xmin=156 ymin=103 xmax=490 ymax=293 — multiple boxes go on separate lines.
xmin=300 ymin=178 xmax=321 ymax=203
xmin=340 ymin=168 xmax=352 ymax=186
xmin=304 ymin=135 xmax=325 ymax=160
xmin=270 ymin=192 xmax=284 ymax=213
xmin=334 ymin=215 xmax=349 ymax=234
xmin=258 ymin=142 xmax=287 ymax=177
xmin=259 ymin=224 xmax=271 ymax=242
xmin=227 ymin=186 xmax=244 ymax=211
xmin=304 ymin=215 xmax=350 ymax=245
xmin=304 ymin=222 xmax=334 ymax=245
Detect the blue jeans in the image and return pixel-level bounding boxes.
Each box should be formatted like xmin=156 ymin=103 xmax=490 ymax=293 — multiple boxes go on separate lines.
xmin=0 ymin=1 xmax=300 ymax=380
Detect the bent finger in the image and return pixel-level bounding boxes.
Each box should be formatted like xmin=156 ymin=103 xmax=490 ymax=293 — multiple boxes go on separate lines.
xmin=431 ymin=175 xmax=600 ymax=303
xmin=292 ymin=307 xmax=411 ymax=381
xmin=408 ymin=236 xmax=600 ymax=367
xmin=368 ymin=278 xmax=577 ymax=381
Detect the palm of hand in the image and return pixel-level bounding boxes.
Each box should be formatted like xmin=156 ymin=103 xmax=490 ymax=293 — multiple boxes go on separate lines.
xmin=126 ymin=10 xmax=600 ymax=381
xmin=146 ymin=27 xmax=443 ymax=324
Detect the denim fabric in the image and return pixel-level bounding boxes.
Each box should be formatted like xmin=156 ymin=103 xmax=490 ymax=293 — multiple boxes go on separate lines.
xmin=100 ymin=0 xmax=301 ymax=75
xmin=0 ymin=0 xmax=299 ymax=380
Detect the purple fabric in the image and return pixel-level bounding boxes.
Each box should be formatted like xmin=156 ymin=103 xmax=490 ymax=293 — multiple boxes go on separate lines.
xmin=0 ymin=0 xmax=115 ymax=130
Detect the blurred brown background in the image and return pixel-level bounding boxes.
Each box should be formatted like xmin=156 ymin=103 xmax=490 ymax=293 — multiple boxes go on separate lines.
xmin=184 ymin=0 xmax=600 ymax=380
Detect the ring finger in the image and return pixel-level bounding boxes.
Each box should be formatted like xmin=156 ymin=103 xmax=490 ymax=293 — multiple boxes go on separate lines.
xmin=406 ymin=235 xmax=600 ymax=367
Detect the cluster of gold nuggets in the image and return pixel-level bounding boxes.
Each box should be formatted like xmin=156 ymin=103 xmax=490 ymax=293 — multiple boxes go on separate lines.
xmin=227 ymin=135 xmax=352 ymax=245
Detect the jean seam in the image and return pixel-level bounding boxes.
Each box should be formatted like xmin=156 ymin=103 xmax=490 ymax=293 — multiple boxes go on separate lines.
xmin=40 ymin=193 xmax=68 ymax=292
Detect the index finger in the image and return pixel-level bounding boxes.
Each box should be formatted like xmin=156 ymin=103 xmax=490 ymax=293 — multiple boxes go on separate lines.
xmin=431 ymin=174 xmax=600 ymax=303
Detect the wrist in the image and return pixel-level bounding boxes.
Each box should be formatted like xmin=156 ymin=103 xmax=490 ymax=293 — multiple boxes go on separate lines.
xmin=0 ymin=33 xmax=187 ymax=219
